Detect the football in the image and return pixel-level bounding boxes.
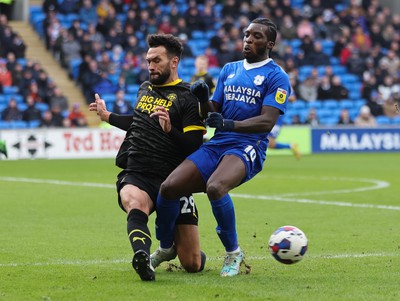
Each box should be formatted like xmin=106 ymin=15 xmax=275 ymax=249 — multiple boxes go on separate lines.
xmin=268 ymin=225 xmax=308 ymax=264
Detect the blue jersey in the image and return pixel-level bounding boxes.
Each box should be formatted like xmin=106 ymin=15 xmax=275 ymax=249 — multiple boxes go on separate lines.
xmin=209 ymin=58 xmax=291 ymax=146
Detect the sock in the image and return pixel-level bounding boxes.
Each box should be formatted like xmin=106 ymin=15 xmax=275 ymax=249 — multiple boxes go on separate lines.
xmin=155 ymin=193 xmax=180 ymax=249
xmin=210 ymin=194 xmax=238 ymax=252
xmin=275 ymin=142 xmax=291 ymax=149
xmin=127 ymin=209 xmax=152 ymax=255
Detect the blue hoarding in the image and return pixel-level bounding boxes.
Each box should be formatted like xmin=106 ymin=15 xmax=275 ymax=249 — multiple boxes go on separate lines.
xmin=312 ymin=127 xmax=400 ymax=153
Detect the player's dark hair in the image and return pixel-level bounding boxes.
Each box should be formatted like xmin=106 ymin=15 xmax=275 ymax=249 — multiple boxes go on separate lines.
xmin=250 ymin=18 xmax=278 ymax=43
xmin=147 ymin=34 xmax=183 ymax=60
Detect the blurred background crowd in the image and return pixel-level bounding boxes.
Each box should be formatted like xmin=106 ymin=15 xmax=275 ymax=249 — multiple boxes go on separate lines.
xmin=0 ymin=0 xmax=399 ymax=128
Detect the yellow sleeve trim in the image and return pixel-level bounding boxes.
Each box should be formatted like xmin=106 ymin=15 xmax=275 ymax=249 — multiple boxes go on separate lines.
xmin=183 ymin=125 xmax=206 ymax=133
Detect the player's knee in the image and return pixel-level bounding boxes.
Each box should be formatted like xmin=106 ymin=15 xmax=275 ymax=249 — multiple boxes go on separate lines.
xmin=160 ymin=178 xmax=178 ymax=200
xmin=206 ymin=181 xmax=226 ymax=200
xmin=180 ymin=256 xmax=201 ymax=273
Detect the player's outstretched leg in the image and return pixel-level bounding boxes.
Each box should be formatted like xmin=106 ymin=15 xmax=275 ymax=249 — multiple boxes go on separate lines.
xmin=291 ymin=143 xmax=301 ymax=160
xmin=220 ymin=248 xmax=244 ymax=277
xmin=132 ymin=250 xmax=155 ymax=281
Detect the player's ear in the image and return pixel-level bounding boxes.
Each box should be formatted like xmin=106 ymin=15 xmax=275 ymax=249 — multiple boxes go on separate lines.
xmin=267 ymin=41 xmax=275 ymax=49
xmin=172 ymin=56 xmax=179 ymax=68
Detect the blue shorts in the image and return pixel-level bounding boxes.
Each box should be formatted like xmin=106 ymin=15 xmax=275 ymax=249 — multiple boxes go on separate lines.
xmin=187 ymin=140 xmax=267 ymax=184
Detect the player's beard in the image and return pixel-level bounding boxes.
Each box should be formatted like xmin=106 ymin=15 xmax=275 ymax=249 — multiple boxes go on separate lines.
xmin=149 ymin=68 xmax=171 ymax=85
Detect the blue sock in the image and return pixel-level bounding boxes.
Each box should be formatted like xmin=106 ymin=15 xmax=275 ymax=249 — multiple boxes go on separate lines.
xmin=155 ymin=194 xmax=180 ymax=249
xmin=275 ymin=142 xmax=291 ymax=149
xmin=210 ymin=194 xmax=238 ymax=252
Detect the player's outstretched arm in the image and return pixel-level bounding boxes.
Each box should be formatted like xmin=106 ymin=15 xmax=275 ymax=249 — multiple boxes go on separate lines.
xmin=89 ymin=93 xmax=133 ymax=131
xmin=88 ymin=93 xmax=111 ymax=122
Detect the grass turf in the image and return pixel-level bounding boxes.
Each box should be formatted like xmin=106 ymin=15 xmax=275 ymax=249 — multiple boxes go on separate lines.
xmin=0 ymin=153 xmax=399 ymax=300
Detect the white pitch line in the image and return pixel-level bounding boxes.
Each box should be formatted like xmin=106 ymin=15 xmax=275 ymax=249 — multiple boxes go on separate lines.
xmin=1 ymin=252 xmax=397 ymax=267
xmin=0 ymin=176 xmax=397 ymax=211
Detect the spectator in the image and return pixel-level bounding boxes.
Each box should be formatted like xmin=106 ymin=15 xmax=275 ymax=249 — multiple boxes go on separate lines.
xmin=351 ymin=24 xmax=371 ymax=50
xmin=297 ymin=19 xmax=314 ymax=39
xmin=317 ymin=75 xmax=334 ymax=100
xmin=79 ymin=0 xmax=98 ymax=26
xmin=61 ymin=31 xmax=82 ymax=73
xmin=1 ymin=97 xmax=22 ymax=121
xmin=279 ymin=15 xmax=298 ymax=40
xmin=178 ymin=33 xmax=194 ymax=58
xmin=307 ymin=41 xmax=330 ymax=66
xmin=67 ymin=103 xmax=88 ymax=127
xmin=354 ymin=105 xmax=377 ymax=127
xmin=190 ymin=55 xmax=215 ymax=95
xmin=0 ymin=59 xmax=12 ymax=86
xmin=39 ymin=109 xmax=63 ymax=127
xmin=298 ymin=76 xmax=318 ymax=102
xmin=204 ymin=47 xmax=219 ymax=68
xmin=330 ymin=76 xmax=349 ymax=100
xmin=305 ymin=108 xmax=320 ymax=126
xmin=8 ymin=33 xmax=26 ymax=59
xmin=346 ymin=49 xmax=365 ymax=77
xmin=22 ymin=95 xmax=42 ymax=122
xmin=81 ymin=59 xmax=102 ymax=103
xmin=49 ymin=87 xmax=69 ymax=112
xmin=112 ymin=90 xmax=132 ymax=114
xmin=338 ymin=109 xmax=353 ymax=125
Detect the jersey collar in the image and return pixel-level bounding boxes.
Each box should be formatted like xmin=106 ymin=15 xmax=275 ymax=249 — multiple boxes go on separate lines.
xmin=152 ymin=78 xmax=183 ymax=87
xmin=243 ymin=58 xmax=272 ymax=70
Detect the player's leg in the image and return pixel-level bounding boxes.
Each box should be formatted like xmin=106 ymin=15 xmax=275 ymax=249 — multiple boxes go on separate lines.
xmin=269 ymin=131 xmax=301 ymax=159
xmin=207 ymin=154 xmax=246 ymax=276
xmin=117 ymin=175 xmax=156 ymax=281
xmin=156 ymin=158 xmax=206 ymax=250
xmin=174 ymin=224 xmax=206 ymax=272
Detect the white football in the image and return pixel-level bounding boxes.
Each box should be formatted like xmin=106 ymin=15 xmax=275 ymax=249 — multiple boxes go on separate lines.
xmin=268 ymin=225 xmax=308 ymax=264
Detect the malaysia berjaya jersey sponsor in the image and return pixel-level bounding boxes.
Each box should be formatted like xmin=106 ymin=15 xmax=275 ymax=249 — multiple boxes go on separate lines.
xmin=209 ymin=58 xmax=291 ymax=146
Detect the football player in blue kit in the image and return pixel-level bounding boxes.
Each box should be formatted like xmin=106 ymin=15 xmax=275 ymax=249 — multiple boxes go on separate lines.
xmin=152 ymin=18 xmax=291 ymax=277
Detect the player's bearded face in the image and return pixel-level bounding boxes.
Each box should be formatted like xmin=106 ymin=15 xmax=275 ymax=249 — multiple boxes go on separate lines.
xmin=149 ymin=64 xmax=171 ymax=85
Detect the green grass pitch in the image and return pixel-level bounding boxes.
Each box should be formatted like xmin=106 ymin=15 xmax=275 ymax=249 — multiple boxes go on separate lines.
xmin=0 ymin=153 xmax=399 ymax=301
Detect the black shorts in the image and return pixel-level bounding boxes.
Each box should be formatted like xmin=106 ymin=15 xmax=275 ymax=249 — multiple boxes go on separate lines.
xmin=116 ymin=171 xmax=199 ymax=225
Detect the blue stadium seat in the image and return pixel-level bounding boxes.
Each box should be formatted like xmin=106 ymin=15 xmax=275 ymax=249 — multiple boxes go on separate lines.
xmin=3 ymin=86 xmax=19 ymax=94
xmin=192 ymin=30 xmax=205 ymax=40
xmin=9 ymin=120 xmax=28 ymax=129
xmin=332 ymin=65 xmax=347 ymax=75
xmin=340 ymin=73 xmax=359 ymax=84
xmin=290 ymin=100 xmax=307 ymax=110
xmin=29 ymin=120 xmax=41 ymax=128
xmin=36 ymin=103 xmax=49 ymax=112
xmin=349 ymin=90 xmax=361 ymax=100
xmin=339 ymin=99 xmax=355 ymax=110
xmin=308 ymin=101 xmax=322 ymax=109
xmin=320 ymin=116 xmax=340 ymax=126
xmin=209 ymin=67 xmax=221 ymax=78
xmin=376 ymin=116 xmax=391 ymax=125
xmin=127 ymin=84 xmax=140 ymax=95
xmin=102 ymin=94 xmax=117 ymax=103
xmin=0 ymin=121 xmax=11 ymax=129
xmin=354 ymin=99 xmax=367 ymax=108
xmin=391 ymin=116 xmax=400 ymax=125
xmin=322 ymin=99 xmax=339 ymax=109
xmin=6 ymin=94 xmax=24 ymax=103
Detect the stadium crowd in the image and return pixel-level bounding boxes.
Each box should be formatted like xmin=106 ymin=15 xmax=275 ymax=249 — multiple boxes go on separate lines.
xmin=1 ymin=0 xmax=400 ymax=128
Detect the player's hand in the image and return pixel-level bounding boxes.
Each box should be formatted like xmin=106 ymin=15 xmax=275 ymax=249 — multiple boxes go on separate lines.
xmin=206 ymin=112 xmax=234 ymax=131
xmin=150 ymin=106 xmax=171 ymax=133
xmin=88 ymin=93 xmax=109 ymax=122
xmin=190 ymin=80 xmax=209 ymax=103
